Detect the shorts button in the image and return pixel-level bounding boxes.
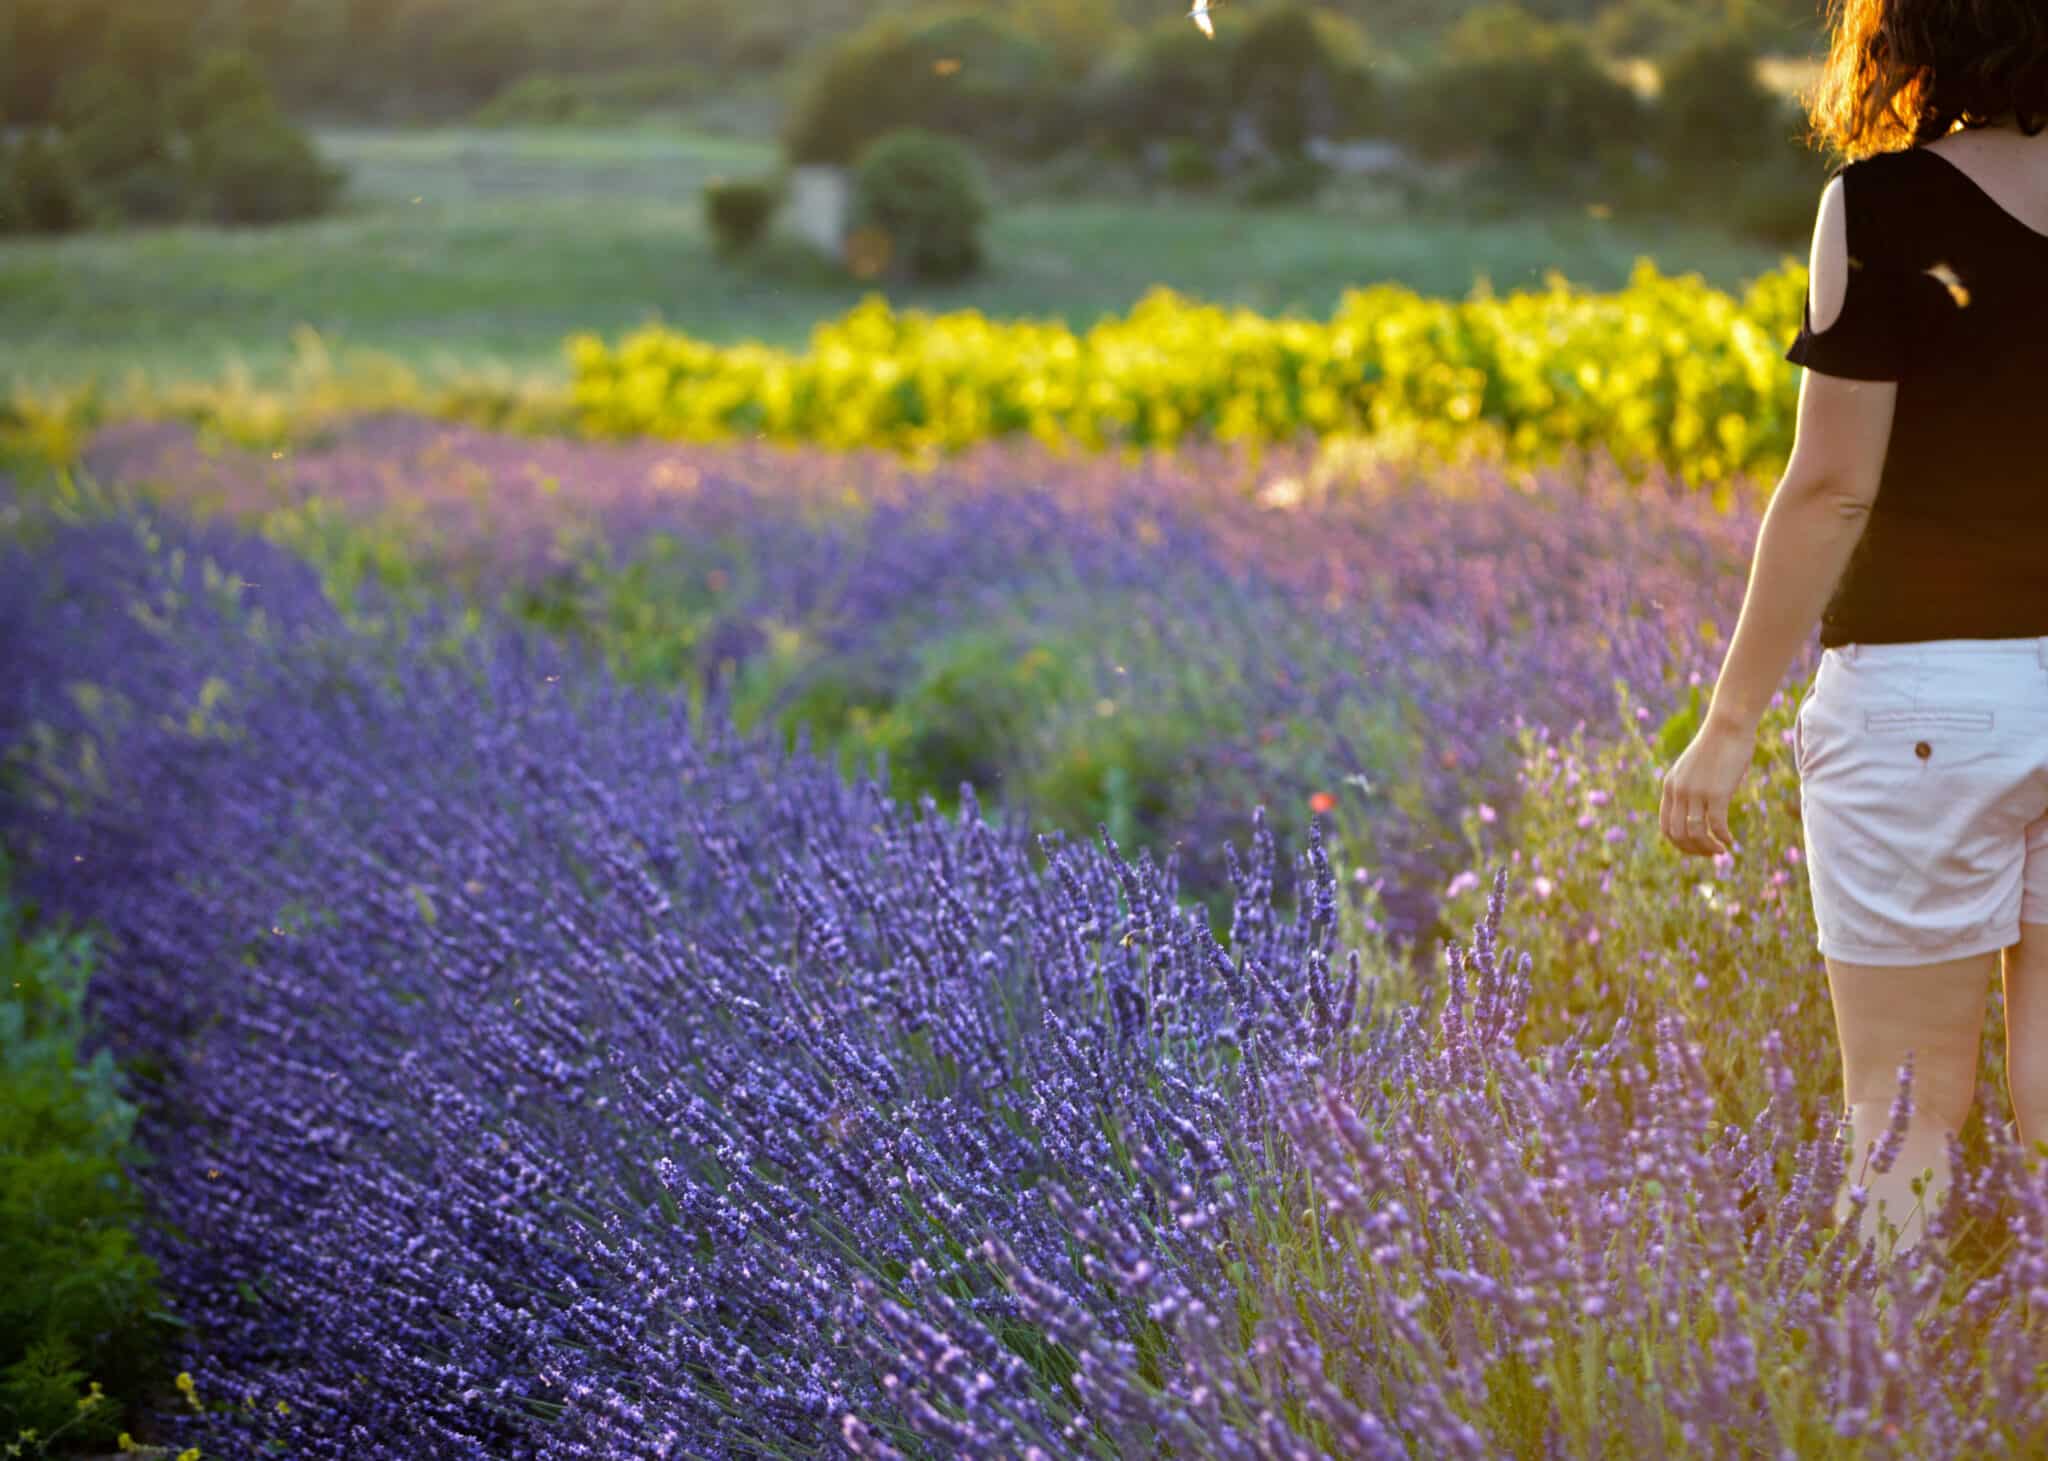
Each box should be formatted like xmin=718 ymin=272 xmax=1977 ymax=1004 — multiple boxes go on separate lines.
xmin=1915 ymin=740 xmax=1932 ymax=759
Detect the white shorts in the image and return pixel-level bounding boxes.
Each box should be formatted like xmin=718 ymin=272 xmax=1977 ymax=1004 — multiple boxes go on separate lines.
xmin=1795 ymin=636 xmax=2048 ymax=966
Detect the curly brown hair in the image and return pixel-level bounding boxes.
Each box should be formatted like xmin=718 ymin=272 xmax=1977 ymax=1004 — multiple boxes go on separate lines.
xmin=1804 ymin=0 xmax=2048 ymax=159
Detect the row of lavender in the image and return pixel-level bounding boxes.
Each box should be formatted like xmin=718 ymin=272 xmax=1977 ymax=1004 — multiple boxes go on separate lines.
xmin=7 ymin=482 xmax=2048 ymax=1455
xmin=79 ymin=417 xmax=1763 ymax=958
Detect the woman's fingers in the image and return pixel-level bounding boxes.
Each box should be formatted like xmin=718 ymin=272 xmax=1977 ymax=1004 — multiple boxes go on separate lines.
xmin=1658 ymin=770 xmax=1732 ymax=858
xmin=1708 ymin=800 xmax=1735 ymax=857
xmin=1684 ymin=795 xmax=1708 ymax=856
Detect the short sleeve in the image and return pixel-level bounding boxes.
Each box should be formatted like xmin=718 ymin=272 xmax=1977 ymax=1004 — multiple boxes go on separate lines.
xmin=1784 ymin=159 xmax=1911 ymax=381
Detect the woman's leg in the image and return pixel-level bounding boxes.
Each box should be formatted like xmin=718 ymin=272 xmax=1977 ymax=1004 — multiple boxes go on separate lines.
xmin=1826 ymin=947 xmax=1994 ymax=1257
xmin=2001 ymin=922 xmax=2048 ymax=1167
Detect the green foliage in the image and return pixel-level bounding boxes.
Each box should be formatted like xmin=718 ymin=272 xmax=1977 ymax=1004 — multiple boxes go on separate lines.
xmin=20 ymin=40 xmax=339 ymax=231
xmin=1030 ymin=708 xmax=1201 ymax=865
xmin=1589 ymin=0 xmax=1718 ymax=59
xmin=2 ymin=0 xmax=121 ymax=124
xmin=172 ymin=49 xmax=279 ymax=134
xmin=1655 ymin=28 xmax=1790 ymax=171
xmin=1593 ymin=0 xmax=1817 ymax=58
xmin=1227 ymin=3 xmax=1377 ymax=153
xmin=189 ymin=109 xmax=345 ymax=225
xmin=474 ymin=66 xmax=710 ymax=126
xmin=1087 ymin=17 xmax=1239 ymax=152
xmin=571 ymin=255 xmax=1813 ymax=486
xmin=58 ymin=67 xmax=174 ymax=193
xmin=54 ymin=59 xmax=189 ymax=225
xmin=2 ymin=1338 xmax=118 ymax=1456
xmin=703 ymin=175 xmax=783 ymax=256
xmin=1232 ymin=152 xmax=1333 ymax=206
xmin=890 ymin=629 xmax=1092 ymax=809
xmin=475 ymin=76 xmax=603 ymax=126
xmin=387 ymin=0 xmax=539 ymax=109
xmin=1010 ymin=0 xmax=1128 ymax=80
xmin=102 ymin=163 xmax=193 ymax=226
xmin=3 ymin=135 xmax=91 ymax=236
xmin=1613 ymin=28 xmax=1830 ymax=246
xmin=783 ymin=8 xmax=1063 ymax=167
xmin=849 ymin=129 xmax=990 ymax=282
xmin=0 ymin=851 xmax=166 ymax=1451
xmin=1160 ymin=138 xmax=1221 ymax=190
xmin=1442 ymin=0 xmax=1568 ymax=63
xmin=1723 ymin=159 xmax=1829 ymax=247
xmin=1394 ymin=19 xmax=1644 ymax=178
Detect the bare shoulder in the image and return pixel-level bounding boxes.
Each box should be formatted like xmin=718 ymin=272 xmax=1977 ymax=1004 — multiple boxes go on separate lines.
xmin=1804 ymin=171 xmax=1854 ymax=332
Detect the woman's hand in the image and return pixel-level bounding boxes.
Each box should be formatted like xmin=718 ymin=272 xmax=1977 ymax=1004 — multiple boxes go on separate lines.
xmin=1658 ymin=714 xmax=1750 ymax=859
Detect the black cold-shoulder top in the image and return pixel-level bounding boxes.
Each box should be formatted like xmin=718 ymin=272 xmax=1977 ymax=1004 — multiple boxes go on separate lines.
xmin=1782 ymin=143 xmax=2048 ymax=648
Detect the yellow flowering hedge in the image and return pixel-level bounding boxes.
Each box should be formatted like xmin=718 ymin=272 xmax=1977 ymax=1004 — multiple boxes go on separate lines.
xmin=569 ymin=256 xmax=1814 ymax=484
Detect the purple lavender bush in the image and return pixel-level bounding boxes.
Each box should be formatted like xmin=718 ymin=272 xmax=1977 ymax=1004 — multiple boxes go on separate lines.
xmin=7 ymin=492 xmax=2048 ymax=1457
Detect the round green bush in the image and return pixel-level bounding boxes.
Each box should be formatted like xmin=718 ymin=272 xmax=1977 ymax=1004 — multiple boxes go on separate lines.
xmin=783 ymin=7 xmax=1060 ymax=166
xmin=849 ymin=128 xmax=990 ymax=282
xmin=703 ymin=175 xmax=782 ymax=256
xmin=190 ymin=108 xmax=344 ymax=224
xmin=4 ymin=132 xmax=90 ymax=234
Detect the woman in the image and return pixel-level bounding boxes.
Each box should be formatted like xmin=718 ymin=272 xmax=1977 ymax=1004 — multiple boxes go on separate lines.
xmin=1658 ymin=0 xmax=2048 ymax=1261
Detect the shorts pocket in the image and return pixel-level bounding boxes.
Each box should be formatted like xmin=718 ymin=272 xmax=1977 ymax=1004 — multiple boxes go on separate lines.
xmin=1856 ymin=703 xmax=2007 ymax=792
xmin=1864 ymin=707 xmax=1996 ymax=732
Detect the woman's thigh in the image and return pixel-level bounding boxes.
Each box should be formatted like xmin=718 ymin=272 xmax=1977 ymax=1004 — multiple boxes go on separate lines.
xmin=1826 ymin=948 xmax=1995 ymax=1128
xmin=2000 ymin=920 xmax=2048 ymax=1121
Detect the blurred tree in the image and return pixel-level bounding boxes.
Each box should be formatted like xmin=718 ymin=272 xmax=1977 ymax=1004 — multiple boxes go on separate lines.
xmin=784 ymin=7 xmax=1062 ymax=166
xmin=58 ymin=64 xmax=180 ymax=204
xmin=2 ymin=0 xmax=121 ymax=123
xmin=173 ymin=49 xmax=280 ymax=133
xmin=1228 ymin=3 xmax=1377 ymax=152
xmin=1393 ymin=8 xmax=1643 ymax=183
xmin=3 ymin=133 xmax=92 ymax=233
xmin=1656 ymin=27 xmax=1790 ymax=170
xmin=1442 ymin=1 xmax=1564 ymax=62
xmin=1086 ymin=16 xmax=1239 ymax=153
xmin=1007 ymin=0 xmax=1124 ymax=81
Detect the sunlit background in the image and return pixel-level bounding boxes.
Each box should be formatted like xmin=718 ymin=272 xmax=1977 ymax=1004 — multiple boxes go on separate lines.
xmin=4 ymin=0 xmax=1829 ymax=388
xmin=15 ymin=3 xmax=2036 ymax=1459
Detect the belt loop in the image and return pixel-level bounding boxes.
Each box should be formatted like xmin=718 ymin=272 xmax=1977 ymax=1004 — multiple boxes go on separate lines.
xmin=1844 ymin=642 xmax=1860 ymax=663
xmin=2039 ymin=636 xmax=2048 ymax=669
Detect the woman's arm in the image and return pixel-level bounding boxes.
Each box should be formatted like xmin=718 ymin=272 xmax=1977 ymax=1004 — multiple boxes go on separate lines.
xmin=1662 ymin=174 xmax=1901 ymax=857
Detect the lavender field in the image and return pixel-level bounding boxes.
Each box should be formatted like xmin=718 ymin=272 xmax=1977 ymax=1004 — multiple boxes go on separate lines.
xmin=75 ymin=417 xmax=1763 ymax=955
xmin=6 ymin=427 xmax=2048 ymax=1456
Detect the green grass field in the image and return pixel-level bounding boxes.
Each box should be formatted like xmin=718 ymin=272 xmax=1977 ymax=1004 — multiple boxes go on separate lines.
xmin=1 ymin=125 xmax=1805 ymax=393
